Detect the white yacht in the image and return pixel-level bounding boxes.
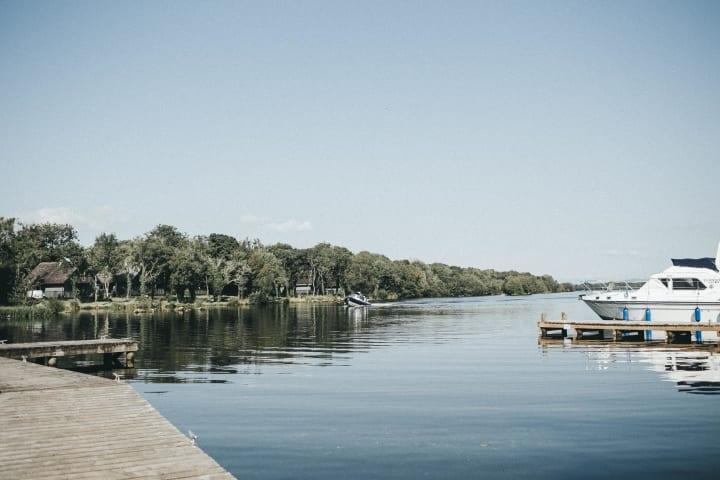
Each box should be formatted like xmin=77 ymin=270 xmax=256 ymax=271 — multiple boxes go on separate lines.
xmin=580 ymin=242 xmax=720 ymax=324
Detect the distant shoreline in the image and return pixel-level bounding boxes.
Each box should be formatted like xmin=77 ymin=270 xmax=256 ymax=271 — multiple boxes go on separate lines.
xmin=0 ymin=291 xmax=587 ymax=319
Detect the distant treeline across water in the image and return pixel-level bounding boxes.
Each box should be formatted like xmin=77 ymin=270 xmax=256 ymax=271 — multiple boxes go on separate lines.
xmin=0 ymin=218 xmax=575 ymax=305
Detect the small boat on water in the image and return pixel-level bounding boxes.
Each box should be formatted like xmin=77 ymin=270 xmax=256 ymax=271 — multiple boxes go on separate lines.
xmin=345 ymin=292 xmax=371 ymax=307
xmin=580 ymin=242 xmax=720 ymax=324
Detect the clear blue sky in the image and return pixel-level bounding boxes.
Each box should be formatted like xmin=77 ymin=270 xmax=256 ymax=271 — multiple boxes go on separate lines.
xmin=1 ymin=0 xmax=719 ymax=281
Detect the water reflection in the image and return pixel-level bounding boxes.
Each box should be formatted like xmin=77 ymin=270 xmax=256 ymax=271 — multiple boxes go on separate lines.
xmin=3 ymin=295 xmax=719 ymax=480
xmin=540 ymin=339 xmax=720 ymax=395
xmin=641 ymin=349 xmax=720 ymax=395
xmin=4 ymin=301 xmax=719 ymax=394
xmin=0 ymin=305 xmax=425 ymax=382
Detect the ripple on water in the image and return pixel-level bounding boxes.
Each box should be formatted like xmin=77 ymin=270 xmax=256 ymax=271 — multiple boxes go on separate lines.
xmin=2 ymin=295 xmax=719 ymax=479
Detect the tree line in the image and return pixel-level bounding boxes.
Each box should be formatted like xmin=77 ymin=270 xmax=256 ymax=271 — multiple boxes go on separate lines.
xmin=0 ymin=217 xmax=576 ymax=305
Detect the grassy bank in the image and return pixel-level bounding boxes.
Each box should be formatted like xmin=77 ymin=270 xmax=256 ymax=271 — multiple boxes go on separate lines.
xmin=288 ymin=295 xmax=345 ymax=305
xmin=0 ymin=294 xmax=346 ymax=319
xmin=0 ymin=301 xmax=65 ymax=320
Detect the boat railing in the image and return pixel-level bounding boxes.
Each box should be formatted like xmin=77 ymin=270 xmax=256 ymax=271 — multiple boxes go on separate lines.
xmin=581 ymin=281 xmax=638 ymax=293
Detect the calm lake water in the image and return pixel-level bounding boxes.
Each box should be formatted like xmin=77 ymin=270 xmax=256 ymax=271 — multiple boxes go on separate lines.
xmin=2 ymin=293 xmax=719 ymax=479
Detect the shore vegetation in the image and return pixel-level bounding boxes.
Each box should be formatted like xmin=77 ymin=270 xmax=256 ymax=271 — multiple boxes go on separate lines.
xmin=0 ymin=217 xmax=575 ymax=312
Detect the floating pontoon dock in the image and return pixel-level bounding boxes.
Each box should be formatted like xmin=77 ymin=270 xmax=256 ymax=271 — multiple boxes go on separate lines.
xmin=0 ymin=356 xmax=235 ymax=479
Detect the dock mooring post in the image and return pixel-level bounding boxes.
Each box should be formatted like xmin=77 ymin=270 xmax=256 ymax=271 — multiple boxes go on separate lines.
xmin=126 ymin=351 xmax=135 ymax=367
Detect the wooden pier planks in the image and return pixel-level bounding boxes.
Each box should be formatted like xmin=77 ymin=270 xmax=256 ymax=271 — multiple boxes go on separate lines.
xmin=0 ymin=357 xmax=235 ymax=480
xmin=539 ymin=320 xmax=720 ymax=332
xmin=538 ymin=319 xmax=720 ymax=343
xmin=0 ymin=339 xmax=139 ymax=359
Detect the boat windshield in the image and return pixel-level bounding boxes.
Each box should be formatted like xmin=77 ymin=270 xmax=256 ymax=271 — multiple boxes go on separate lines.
xmin=672 ymin=278 xmax=707 ymax=290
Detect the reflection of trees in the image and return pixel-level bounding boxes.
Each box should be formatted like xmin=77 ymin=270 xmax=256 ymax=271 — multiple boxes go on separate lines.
xmin=1 ymin=305 xmax=408 ymax=380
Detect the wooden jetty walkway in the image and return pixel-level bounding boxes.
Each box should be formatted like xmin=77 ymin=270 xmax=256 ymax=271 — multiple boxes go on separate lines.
xmin=0 ymin=338 xmax=139 ymax=361
xmin=539 ymin=315 xmax=720 ymax=342
xmin=0 ymin=356 xmax=235 ymax=479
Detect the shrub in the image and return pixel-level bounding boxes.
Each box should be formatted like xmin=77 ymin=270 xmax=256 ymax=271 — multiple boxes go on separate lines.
xmin=110 ymin=302 xmax=127 ymax=311
xmin=67 ymin=299 xmax=81 ymax=312
xmin=136 ymin=297 xmax=153 ymax=311
xmin=375 ymin=289 xmax=389 ymax=301
xmin=248 ymin=291 xmax=270 ymax=305
xmin=0 ymin=305 xmax=50 ymax=320
xmin=43 ymin=298 xmax=64 ymax=315
xmin=227 ymin=298 xmax=239 ymax=307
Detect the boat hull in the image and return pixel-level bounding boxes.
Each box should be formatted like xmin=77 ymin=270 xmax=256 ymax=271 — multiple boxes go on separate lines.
xmin=346 ymin=299 xmax=371 ymax=307
xmin=581 ymin=299 xmax=720 ymax=340
xmin=345 ymin=295 xmax=371 ymax=307
xmin=582 ymin=299 xmax=720 ymax=323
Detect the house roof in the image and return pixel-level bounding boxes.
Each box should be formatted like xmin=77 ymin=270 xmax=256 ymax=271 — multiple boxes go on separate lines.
xmin=27 ymin=262 xmax=77 ymax=285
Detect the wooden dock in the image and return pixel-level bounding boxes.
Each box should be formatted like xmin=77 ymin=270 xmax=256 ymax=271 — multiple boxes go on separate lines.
xmin=539 ymin=318 xmax=720 ymax=342
xmin=0 ymin=338 xmax=139 ymax=367
xmin=0 ymin=356 xmax=235 ymax=479
xmin=0 ymin=338 xmax=139 ymax=359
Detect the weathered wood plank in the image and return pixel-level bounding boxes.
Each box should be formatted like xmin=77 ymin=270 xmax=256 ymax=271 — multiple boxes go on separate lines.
xmin=538 ymin=320 xmax=720 ymax=333
xmin=0 ymin=338 xmax=139 ymax=359
xmin=0 ymin=357 xmax=235 ymax=480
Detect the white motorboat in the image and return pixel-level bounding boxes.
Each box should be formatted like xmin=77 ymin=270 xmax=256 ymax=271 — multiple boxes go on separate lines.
xmin=580 ymin=242 xmax=720 ymax=324
xmin=345 ymin=292 xmax=371 ymax=307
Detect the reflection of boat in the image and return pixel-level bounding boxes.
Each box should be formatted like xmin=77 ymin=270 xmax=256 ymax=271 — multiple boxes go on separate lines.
xmin=345 ymin=292 xmax=371 ymax=307
xmin=633 ymin=349 xmax=720 ymax=394
xmin=580 ymin=242 xmax=720 ymax=325
xmin=347 ymin=305 xmax=369 ymax=323
xmin=541 ymin=340 xmax=720 ymax=395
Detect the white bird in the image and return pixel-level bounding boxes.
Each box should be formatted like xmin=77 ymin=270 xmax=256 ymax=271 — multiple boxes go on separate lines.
xmin=21 ymin=355 xmax=27 ymax=363
xmin=188 ymin=430 xmax=198 ymax=446
xmin=112 ymin=373 xmax=122 ymax=383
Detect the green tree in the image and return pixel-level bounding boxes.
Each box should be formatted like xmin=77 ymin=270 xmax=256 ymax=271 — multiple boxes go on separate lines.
xmin=503 ymin=275 xmax=526 ymax=295
xmin=207 ymin=233 xmax=239 ymax=260
xmin=132 ymin=237 xmax=162 ymax=297
xmin=169 ymin=244 xmax=204 ymax=302
xmin=248 ymin=250 xmax=287 ymax=297
xmin=345 ymin=251 xmax=393 ymax=298
xmin=268 ymin=243 xmax=305 ymax=295
xmin=118 ymin=240 xmax=140 ymax=298
xmin=228 ymin=251 xmax=252 ymax=300
xmin=0 ymin=218 xmax=17 ymax=304
xmin=88 ymin=233 xmax=121 ymax=300
xmin=145 ymin=225 xmax=186 ymax=294
xmin=308 ymin=243 xmax=336 ymax=294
